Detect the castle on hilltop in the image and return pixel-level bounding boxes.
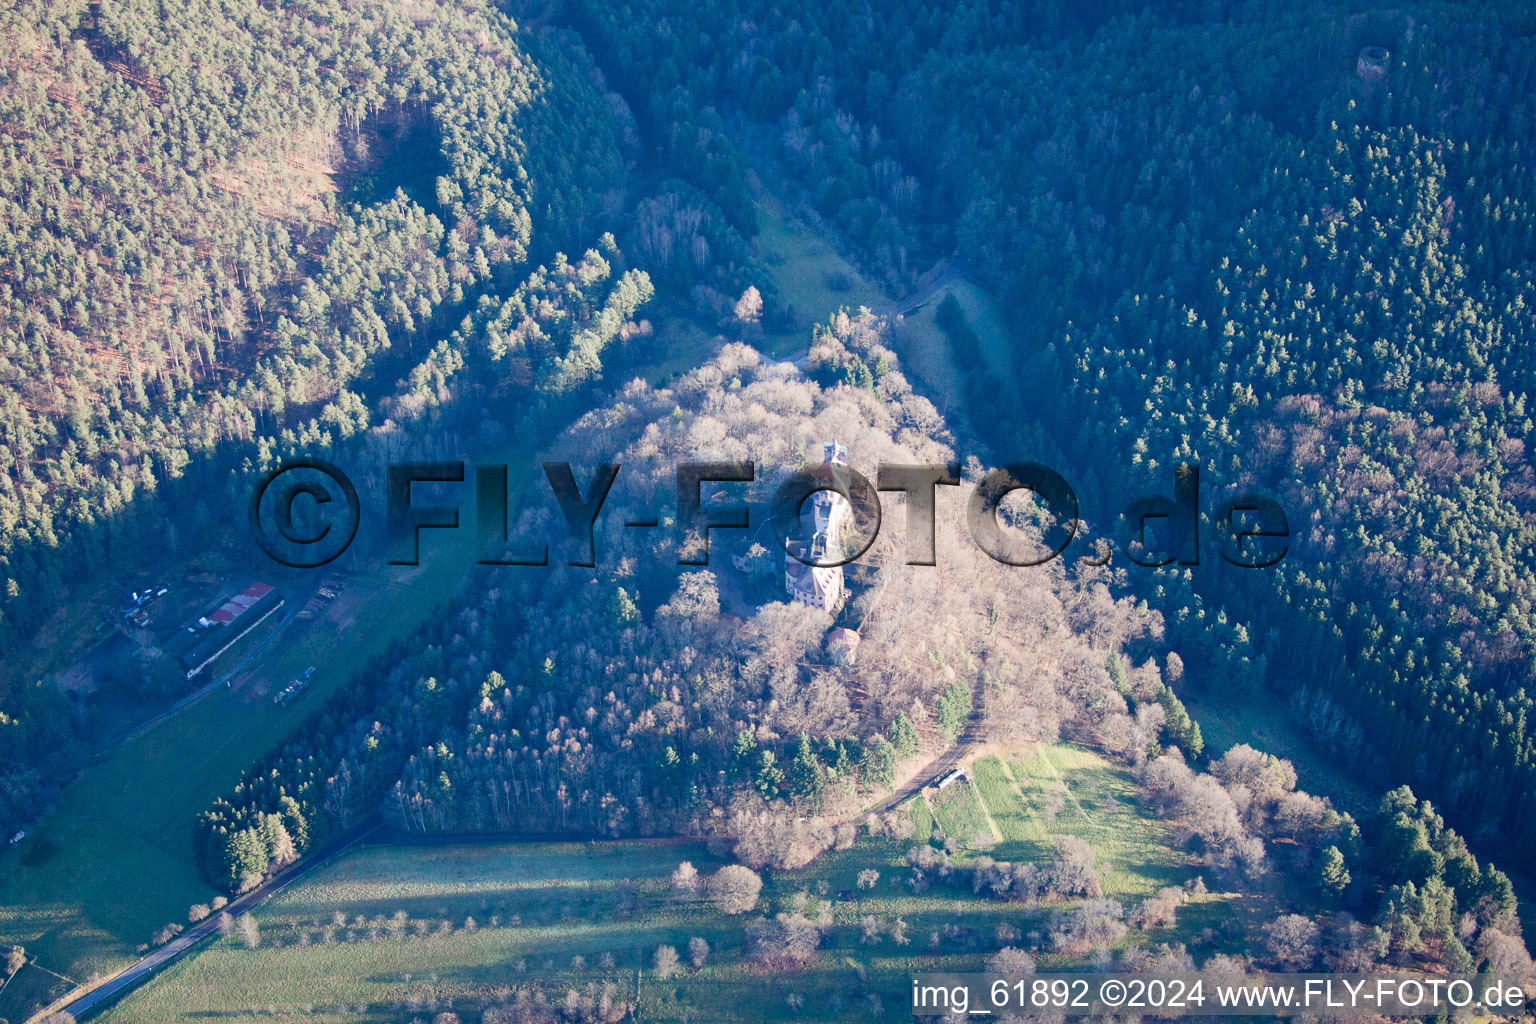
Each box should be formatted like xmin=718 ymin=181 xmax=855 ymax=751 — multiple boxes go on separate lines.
xmin=785 ymin=441 xmax=852 ymax=614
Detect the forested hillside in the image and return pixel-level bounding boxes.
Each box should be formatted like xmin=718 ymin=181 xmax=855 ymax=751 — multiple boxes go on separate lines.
xmin=566 ymin=0 xmax=1536 ymax=856
xmin=197 ymin=318 xmax=1528 ymax=985
xmin=6 ymin=0 xmax=1536 ymax=1014
xmin=0 ymin=0 xmax=634 ymax=846
xmin=196 ymin=317 xmax=1177 ymax=875
xmin=0 ymin=0 xmax=620 ymax=616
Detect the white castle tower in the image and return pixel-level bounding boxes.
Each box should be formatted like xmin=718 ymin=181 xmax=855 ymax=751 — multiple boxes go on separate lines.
xmin=785 ymin=441 xmax=851 ymax=613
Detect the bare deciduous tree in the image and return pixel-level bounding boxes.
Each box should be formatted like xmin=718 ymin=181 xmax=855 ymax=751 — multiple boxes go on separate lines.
xmin=709 ymin=864 xmax=763 ymax=914
xmin=1263 ymin=914 xmax=1320 ymax=970
xmin=988 ymin=946 xmax=1036 ymax=978
xmin=235 ymin=914 xmax=261 ymax=950
xmin=653 ymin=944 xmax=680 ymax=979
xmin=670 ymin=861 xmax=700 ymax=897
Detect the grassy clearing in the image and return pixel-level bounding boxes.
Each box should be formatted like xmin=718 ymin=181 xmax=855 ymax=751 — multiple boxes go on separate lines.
xmin=976 ymin=745 xmax=1251 ymax=953
xmin=971 ymin=744 xmax=1190 ymax=901
xmin=904 ymin=793 xmax=935 ymax=843
xmin=1180 ymin=684 xmax=1371 ymax=817
xmin=98 ymin=772 xmax=1254 ymax=1024
xmin=610 ymin=294 xmax=721 ymax=387
xmin=929 ymin=780 xmax=994 ymax=848
xmin=751 ymin=188 xmax=883 ymax=358
xmin=1004 ymin=744 xmax=1188 ymax=901
xmin=893 ymin=278 xmax=1012 ymax=412
xmin=971 ymin=757 xmax=1049 ymax=849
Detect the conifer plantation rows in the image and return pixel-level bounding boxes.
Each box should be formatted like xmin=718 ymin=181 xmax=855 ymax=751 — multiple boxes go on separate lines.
xmin=0 ymin=0 xmax=634 ymax=845
xmin=0 ymin=0 xmax=621 ymax=607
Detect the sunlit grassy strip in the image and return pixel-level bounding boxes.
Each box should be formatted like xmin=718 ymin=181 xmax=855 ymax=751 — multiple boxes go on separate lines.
xmin=1010 ymin=743 xmax=1189 ymax=900
xmin=1008 ymin=745 xmax=1083 ymax=833
xmin=1010 ymin=745 xmax=1085 ymax=819
xmin=266 ymin=842 xmax=694 ymax=913
xmin=96 ymin=838 xmax=1059 ymax=1023
xmin=971 ymin=757 xmax=1051 ymax=852
xmin=965 ymin=769 xmax=1005 ymax=843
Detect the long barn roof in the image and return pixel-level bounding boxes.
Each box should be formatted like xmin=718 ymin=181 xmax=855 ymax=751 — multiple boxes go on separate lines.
xmin=208 ymin=581 xmax=274 ymax=624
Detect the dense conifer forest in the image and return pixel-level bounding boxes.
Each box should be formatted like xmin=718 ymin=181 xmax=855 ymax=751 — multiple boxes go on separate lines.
xmin=4 ymin=0 xmax=1536 ymax=1016
xmin=0 ymin=0 xmax=631 ymax=845
xmin=566 ymin=0 xmax=1536 ymax=858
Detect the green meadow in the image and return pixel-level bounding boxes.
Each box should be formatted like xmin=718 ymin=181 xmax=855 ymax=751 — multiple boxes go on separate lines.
xmin=97 ymin=745 xmax=1250 ymax=1023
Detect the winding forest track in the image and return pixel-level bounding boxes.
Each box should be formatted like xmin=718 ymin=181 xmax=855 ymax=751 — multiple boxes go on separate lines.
xmin=878 ymin=260 xmax=967 ymax=319
xmin=865 ymin=682 xmax=987 ymax=817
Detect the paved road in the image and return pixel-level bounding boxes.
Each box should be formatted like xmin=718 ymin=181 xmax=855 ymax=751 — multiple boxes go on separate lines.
xmin=43 ymin=825 xmax=380 ymax=1022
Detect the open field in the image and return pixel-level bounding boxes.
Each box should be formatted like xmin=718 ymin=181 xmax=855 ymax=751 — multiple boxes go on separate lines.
xmin=751 ymin=187 xmax=884 ymax=358
xmin=95 ymin=748 xmax=1251 ymax=1024
xmin=94 ymin=827 xmax=1234 ymax=1023
xmin=905 ymin=791 xmax=935 ymax=844
xmin=983 ymin=744 xmax=1249 ymax=949
xmin=970 ymin=757 xmax=1050 ymax=847
xmin=614 ymin=294 xmax=721 ymax=387
xmin=95 ymin=836 xmax=1004 ymax=1024
xmin=893 ymin=277 xmax=1013 ymax=413
xmin=0 ymin=463 xmax=536 ymax=1020
xmin=1003 ymin=744 xmax=1188 ymax=901
xmin=958 ymin=743 xmax=1208 ymax=901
